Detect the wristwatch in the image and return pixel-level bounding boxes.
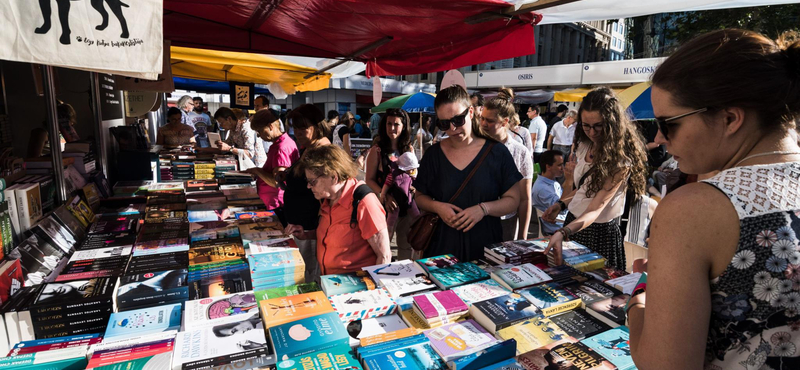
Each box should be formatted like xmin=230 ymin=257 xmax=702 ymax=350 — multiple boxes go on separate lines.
xmin=557 ymin=200 xmax=566 ymax=211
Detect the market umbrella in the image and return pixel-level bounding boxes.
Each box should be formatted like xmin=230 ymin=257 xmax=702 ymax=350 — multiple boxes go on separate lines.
xmin=372 ymin=92 xmax=436 ymax=113
xmin=618 ymin=82 xmax=654 ymax=120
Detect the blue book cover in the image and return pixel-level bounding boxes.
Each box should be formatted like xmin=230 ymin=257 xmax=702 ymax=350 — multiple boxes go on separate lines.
xmin=469 ymin=294 xmax=541 ymax=331
xmin=104 ymin=304 xmax=182 ymax=340
xmin=446 ymin=339 xmax=517 ymax=370
xmin=416 ymin=254 xmax=459 ymax=275
xmin=580 ymin=326 xmax=635 ymax=370
xmin=566 ymin=253 xmax=605 ymax=264
xmin=429 ymin=262 xmax=490 ymax=289
xmin=248 ymin=250 xmax=304 ymax=277
xmin=276 ymin=343 xmax=361 ymax=370
xmin=270 ymin=312 xmax=350 ymax=360
xmin=356 ymin=333 xmax=429 ymax=359
xmin=476 ymin=358 xmax=525 ymax=370
xmin=320 ymin=271 xmax=376 ymax=297
xmin=363 ymin=342 xmax=446 ymax=370
xmin=12 ymin=334 xmax=100 ymax=349
xmin=518 ymin=282 xmax=582 ymax=316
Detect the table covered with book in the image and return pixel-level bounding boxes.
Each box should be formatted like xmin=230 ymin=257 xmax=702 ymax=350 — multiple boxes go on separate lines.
xmin=0 ymin=151 xmax=643 ymax=370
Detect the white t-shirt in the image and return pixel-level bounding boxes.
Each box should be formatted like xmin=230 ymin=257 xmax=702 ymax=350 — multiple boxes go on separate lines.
xmin=568 ymin=143 xmax=628 ymax=223
xmin=530 ymin=116 xmax=547 ymax=153
xmin=501 ymin=136 xmax=533 ymax=220
xmin=550 ymin=120 xmax=576 ymax=146
xmin=510 ymin=126 xmax=533 ymax=156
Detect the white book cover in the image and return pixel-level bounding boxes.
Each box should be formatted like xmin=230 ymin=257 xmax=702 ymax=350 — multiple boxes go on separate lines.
xmin=183 ymin=291 xmax=258 ymax=330
xmin=0 ymin=315 xmax=7 ymax=360
xmin=4 ymin=184 xmax=21 ymax=239
xmin=329 ymin=288 xmax=397 ymax=323
xmin=362 ymin=260 xmax=437 ymax=297
xmin=343 ymin=314 xmax=408 ymax=348
xmin=17 ymin=183 xmax=42 ymax=232
xmin=450 ymin=279 xmax=511 ymax=305
xmin=68 ymin=246 xmax=132 ymax=263
xmin=605 ymin=273 xmax=642 ymax=295
xmin=172 ymin=315 xmax=267 ymax=370
xmin=4 ymin=311 xmax=19 ymax=349
xmin=491 ymin=263 xmax=552 ymax=290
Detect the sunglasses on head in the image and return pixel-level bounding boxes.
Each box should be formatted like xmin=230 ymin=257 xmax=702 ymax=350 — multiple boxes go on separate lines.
xmin=656 ymin=107 xmax=708 ymax=140
xmin=436 ymin=106 xmax=470 ymax=131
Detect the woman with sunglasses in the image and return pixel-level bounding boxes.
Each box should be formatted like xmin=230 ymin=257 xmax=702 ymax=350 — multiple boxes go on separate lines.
xmin=280 ymin=104 xmax=332 ymax=282
xmin=414 ymin=86 xmax=522 ymax=262
xmin=364 ymin=108 xmax=416 ymax=260
xmin=542 ymin=87 xmax=648 ymax=271
xmin=626 ymin=29 xmax=800 ymax=370
xmin=297 ymin=145 xmax=392 ymax=274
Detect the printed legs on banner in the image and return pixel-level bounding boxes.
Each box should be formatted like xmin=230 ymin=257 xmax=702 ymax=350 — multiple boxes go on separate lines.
xmin=34 ymin=0 xmax=130 ymax=45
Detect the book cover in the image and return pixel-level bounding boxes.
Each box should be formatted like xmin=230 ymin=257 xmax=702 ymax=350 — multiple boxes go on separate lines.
xmin=548 ymin=309 xmax=612 ymax=341
xmin=329 ymin=288 xmax=397 ymax=323
xmin=255 ymin=282 xmax=321 ymax=302
xmin=416 ymin=254 xmax=458 ymax=275
xmin=89 ymin=352 xmax=172 ymax=370
xmin=450 ymin=279 xmax=511 ymax=305
xmin=247 ymin=239 xmax=298 ymax=255
xmin=360 ymin=327 xmax=420 ymax=348
xmin=604 ymin=273 xmax=642 ymax=296
xmin=188 ymin=269 xmax=252 ymax=300
xmin=239 ymin=221 xmax=284 ymax=237
xmin=496 ymin=318 xmax=569 ymax=354
xmin=189 ymin=239 xmax=246 ymax=267
xmin=563 ymin=280 xmax=621 ymax=308
xmin=116 ymin=270 xmax=188 ymax=310
xmin=423 ymin=319 xmax=499 ymax=361
xmin=17 ymin=183 xmax=43 ymax=231
xmin=428 ymin=262 xmax=490 ymax=289
xmin=248 ymin=249 xmax=304 ymax=278
xmin=515 ymin=338 xmax=578 ymax=370
xmin=184 ymin=291 xmax=258 ymax=329
xmin=251 ymin=271 xmax=305 ymax=291
xmin=31 ymin=216 xmax=77 ymax=254
xmin=519 ymin=283 xmax=582 ymax=317
xmin=52 ymin=204 xmax=87 ymax=240
xmin=344 ymin=314 xmax=408 ymax=348
xmin=362 ymin=260 xmax=436 ymax=297
xmin=87 ymin=337 xmax=175 ymax=369
xmin=0 ymin=260 xmax=23 ymax=306
xmin=260 ymin=291 xmax=335 ymax=328
xmin=362 ymin=342 xmax=445 ymax=370
xmin=181 ymin=348 xmax=274 ymax=370
xmin=172 ymin=314 xmax=268 ymax=370
xmin=321 ymin=271 xmax=376 ymax=297
xmin=446 ymin=339 xmax=517 ymax=370
xmin=585 ymin=294 xmax=629 ymax=328
xmin=8 ymin=334 xmax=102 ymax=356
xmin=31 ymin=278 xmax=115 ymax=311
xmin=276 ymin=343 xmax=361 ymax=370
xmin=580 ymin=327 xmax=634 ymax=370
xmin=491 ymin=264 xmax=552 ymax=291
xmin=584 ymin=267 xmax=629 ymax=282
xmin=103 ymin=303 xmax=182 ymax=340
xmin=11 ymin=235 xmax=65 ymax=286
xmin=541 ymin=341 xmax=617 ymax=370
xmin=468 ymin=294 xmax=541 ymax=333
xmin=79 ymin=232 xmax=137 ymax=251
xmin=88 ymin=215 xmax=138 ymax=235
xmin=412 ymin=290 xmax=468 ymax=320
xmin=270 ymin=312 xmax=350 ymax=360
xmin=0 ymin=346 xmax=88 ymax=370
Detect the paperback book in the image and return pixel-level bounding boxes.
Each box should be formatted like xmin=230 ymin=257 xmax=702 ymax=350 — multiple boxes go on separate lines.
xmin=495 ymin=317 xmax=569 ymax=354
xmin=468 ymin=293 xmax=541 ymax=333
xmin=255 ymin=282 xmax=321 ymax=302
xmin=269 ymin=311 xmax=350 ymax=360
xmin=188 ymin=269 xmax=252 ymax=300
xmin=116 ymin=269 xmax=189 ymax=310
xmin=320 ymin=271 xmax=376 ymax=297
xmin=580 ymin=327 xmax=634 ymax=370
xmin=172 ymin=314 xmax=268 ymax=370
xmin=412 ymin=290 xmax=469 ymax=324
xmin=518 ymin=282 xmax=582 ymax=317
xmin=259 ymin=291 xmax=335 ymax=328
xmin=184 ymin=291 xmax=259 ymax=330
xmin=491 ymin=263 xmax=552 ymax=291
xmin=450 ymin=279 xmax=511 ymax=305
xmin=344 ymin=314 xmax=408 ymax=348
xmin=548 ymin=309 xmax=613 ymax=340
xmin=585 ymin=294 xmax=629 ymax=328
xmin=423 ymin=319 xmax=499 ymax=361
xmin=103 ymin=303 xmax=182 ymax=341
xmin=362 ymin=260 xmax=437 ymax=297
xmin=329 ymin=288 xmax=397 ymax=323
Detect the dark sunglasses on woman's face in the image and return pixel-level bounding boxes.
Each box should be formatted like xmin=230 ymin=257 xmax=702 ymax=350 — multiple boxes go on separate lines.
xmin=436 ymin=106 xmax=470 ymax=131
xmin=656 ymin=107 xmax=707 ymax=140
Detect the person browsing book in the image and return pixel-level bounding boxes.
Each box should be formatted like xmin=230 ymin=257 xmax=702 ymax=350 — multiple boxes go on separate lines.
xmin=414 ymin=86 xmax=522 ymax=262
xmin=290 ymin=145 xmax=391 ymax=275
xmin=626 ymin=29 xmax=800 ymax=370
xmin=245 ymin=109 xmax=299 ymax=211
xmin=213 ymin=107 xmax=266 ymax=168
xmin=156 ymin=107 xmax=195 ymax=147
xmin=542 ymin=87 xmax=649 ymax=271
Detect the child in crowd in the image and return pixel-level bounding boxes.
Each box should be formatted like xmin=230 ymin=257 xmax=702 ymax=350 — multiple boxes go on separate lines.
xmin=380 ymin=152 xmax=420 ymax=227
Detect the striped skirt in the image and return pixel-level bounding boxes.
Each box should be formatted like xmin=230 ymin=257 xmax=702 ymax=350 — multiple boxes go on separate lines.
xmin=564 ymin=212 xmax=626 ymax=271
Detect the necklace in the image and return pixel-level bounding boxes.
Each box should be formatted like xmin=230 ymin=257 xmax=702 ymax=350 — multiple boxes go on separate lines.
xmin=734 ymin=151 xmax=800 ymax=167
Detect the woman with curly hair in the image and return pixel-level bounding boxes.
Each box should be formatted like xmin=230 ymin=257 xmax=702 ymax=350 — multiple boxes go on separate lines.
xmin=543 ymin=87 xmax=648 ymax=270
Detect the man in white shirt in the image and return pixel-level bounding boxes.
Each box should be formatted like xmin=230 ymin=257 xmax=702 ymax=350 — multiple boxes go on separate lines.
xmin=527 ymin=106 xmax=547 ymax=163
xmin=547 ymin=109 xmax=577 ymax=159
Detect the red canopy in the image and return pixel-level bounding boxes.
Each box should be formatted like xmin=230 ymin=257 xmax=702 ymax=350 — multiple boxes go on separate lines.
xmin=164 ymin=0 xmax=541 ymax=77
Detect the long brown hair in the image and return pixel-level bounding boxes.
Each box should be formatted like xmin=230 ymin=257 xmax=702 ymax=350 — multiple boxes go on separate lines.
xmin=652 ymin=28 xmax=800 ymax=131
xmin=574 ymin=87 xmax=648 ymax=198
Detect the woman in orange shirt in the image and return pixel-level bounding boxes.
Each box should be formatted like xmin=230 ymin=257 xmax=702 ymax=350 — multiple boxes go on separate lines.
xmin=293 ymin=145 xmax=391 ymax=275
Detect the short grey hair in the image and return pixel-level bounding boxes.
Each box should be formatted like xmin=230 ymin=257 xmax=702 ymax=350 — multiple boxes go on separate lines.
xmin=565 ymin=109 xmax=578 ymax=119
xmin=177 ymin=95 xmax=193 ymax=109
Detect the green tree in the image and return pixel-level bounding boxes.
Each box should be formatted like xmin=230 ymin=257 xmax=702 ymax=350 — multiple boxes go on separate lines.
xmin=666 ymin=4 xmax=800 ymax=42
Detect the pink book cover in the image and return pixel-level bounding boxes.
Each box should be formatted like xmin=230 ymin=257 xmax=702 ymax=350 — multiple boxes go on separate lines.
xmin=413 ymin=290 xmax=468 ymax=319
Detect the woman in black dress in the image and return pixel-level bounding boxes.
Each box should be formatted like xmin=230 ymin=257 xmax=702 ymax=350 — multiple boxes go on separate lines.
xmin=414 ymin=86 xmax=522 ymax=262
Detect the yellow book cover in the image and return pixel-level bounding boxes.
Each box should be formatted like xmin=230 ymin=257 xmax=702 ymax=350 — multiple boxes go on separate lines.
xmin=260 ymin=291 xmax=334 ymax=328
xmin=496 ymin=318 xmax=569 ymax=354
xmin=360 ymin=327 xmax=421 ymax=347
xmin=194 ymin=164 xmax=216 ymax=169
xmin=194 ymin=169 xmax=215 ymax=174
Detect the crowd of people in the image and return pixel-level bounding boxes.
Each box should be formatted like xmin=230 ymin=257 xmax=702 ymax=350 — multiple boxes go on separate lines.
xmin=153 ymin=28 xmax=800 ymax=369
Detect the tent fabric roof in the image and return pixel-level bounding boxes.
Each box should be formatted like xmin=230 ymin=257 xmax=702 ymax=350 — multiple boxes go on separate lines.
xmin=170 ymin=46 xmax=331 ymax=95
xmin=553 ymin=88 xmax=624 ymax=102
xmin=164 ymin=0 xmax=540 ymax=77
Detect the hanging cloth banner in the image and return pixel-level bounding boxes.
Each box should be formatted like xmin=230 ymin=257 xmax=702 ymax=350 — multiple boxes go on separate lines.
xmin=0 ymin=0 xmax=163 ymax=79
xmin=229 ymin=82 xmax=255 ymax=110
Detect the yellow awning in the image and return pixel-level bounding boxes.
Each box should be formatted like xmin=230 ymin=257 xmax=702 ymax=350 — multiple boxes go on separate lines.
xmin=170 ymin=46 xmax=331 ymax=94
xmin=553 ymin=87 xmax=626 ymax=102
xmin=618 ymin=81 xmax=652 ymax=108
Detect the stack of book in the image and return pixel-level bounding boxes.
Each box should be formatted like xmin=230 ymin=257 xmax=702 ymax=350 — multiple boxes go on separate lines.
xmin=172 ymin=160 xmax=195 ymax=181
xmin=187 ymin=237 xmax=250 ymax=300
xmin=248 ymin=248 xmax=305 ymax=291
xmin=423 ymin=319 xmax=500 ymax=361
xmin=159 ymin=154 xmax=174 ymax=181
xmin=25 ymin=277 xmax=116 ymax=340
xmin=411 ymin=290 xmax=469 ymax=328
xmin=357 ymin=333 xmax=445 ymax=370
xmin=484 ymin=240 xmax=547 ymax=266
xmin=194 ymin=161 xmax=216 ymax=180
xmin=416 ymin=255 xmax=490 ymax=290
xmin=214 ymin=158 xmax=238 ymax=179
xmin=544 ymin=240 xmax=607 ymax=272
xmin=239 ymin=220 xmax=285 ymax=248
xmin=189 ymin=220 xmax=240 ymax=243
xmin=495 ymin=316 xmax=569 ymax=354
xmin=491 ymin=263 xmax=553 ymax=292
xmin=329 ymin=288 xmax=397 ymax=323
xmin=183 ymin=291 xmax=259 ymax=331
xmin=185 ymin=179 xmax=219 ymax=193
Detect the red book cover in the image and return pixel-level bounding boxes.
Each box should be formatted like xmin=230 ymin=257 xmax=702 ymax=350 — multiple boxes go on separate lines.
xmin=87 ymin=339 xmax=174 ymax=368
xmin=7 ymin=337 xmax=103 ymax=356
xmin=0 ymin=259 xmax=23 ymax=306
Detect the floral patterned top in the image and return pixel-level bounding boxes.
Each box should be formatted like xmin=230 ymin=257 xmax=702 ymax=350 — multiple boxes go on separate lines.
xmin=702 ymin=162 xmax=800 ymax=370
xmin=224 ymin=120 xmax=266 ymax=168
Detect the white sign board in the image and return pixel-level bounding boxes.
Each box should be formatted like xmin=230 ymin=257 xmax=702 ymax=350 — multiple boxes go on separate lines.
xmin=468 ymin=63 xmax=583 ymax=88
xmin=581 ymin=58 xmax=666 ymax=85
xmin=0 ymin=0 xmax=163 ymax=79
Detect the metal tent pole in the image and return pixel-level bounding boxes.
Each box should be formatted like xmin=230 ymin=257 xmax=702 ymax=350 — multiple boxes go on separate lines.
xmin=42 ymin=66 xmax=67 ymax=205
xmin=89 ymin=72 xmax=108 ymax=178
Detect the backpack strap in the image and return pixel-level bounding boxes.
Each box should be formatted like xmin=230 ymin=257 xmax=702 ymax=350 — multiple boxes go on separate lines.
xmin=351 ymin=184 xmax=375 ymax=229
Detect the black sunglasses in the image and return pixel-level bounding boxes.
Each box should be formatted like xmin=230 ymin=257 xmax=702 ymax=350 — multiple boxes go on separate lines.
xmin=436 ymin=107 xmax=470 ymax=131
xmin=656 ymin=107 xmax=707 ymax=140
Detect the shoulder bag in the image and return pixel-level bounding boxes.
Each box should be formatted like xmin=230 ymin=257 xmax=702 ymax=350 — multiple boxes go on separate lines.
xmin=408 ymin=142 xmax=495 ymax=252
